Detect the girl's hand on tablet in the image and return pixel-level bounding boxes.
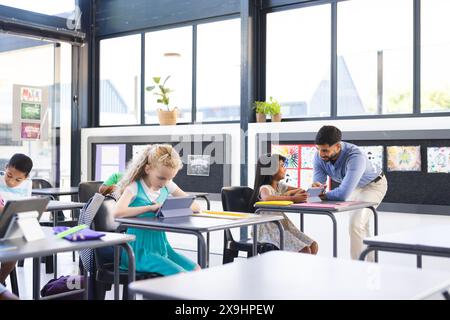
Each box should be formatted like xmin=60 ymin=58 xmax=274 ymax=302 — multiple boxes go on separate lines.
xmin=148 ymin=203 xmax=162 ymax=212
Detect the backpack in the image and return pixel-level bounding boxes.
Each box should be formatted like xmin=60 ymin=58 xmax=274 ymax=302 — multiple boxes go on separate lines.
xmin=40 ymin=275 xmax=85 ymax=300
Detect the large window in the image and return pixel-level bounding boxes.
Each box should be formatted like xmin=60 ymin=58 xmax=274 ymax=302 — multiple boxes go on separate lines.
xmin=421 ymin=0 xmax=450 ymax=113
xmin=0 ymin=34 xmax=72 ymax=186
xmin=99 ymin=34 xmax=141 ymax=126
xmin=0 ymin=0 xmax=76 ymax=17
xmin=196 ymin=19 xmax=241 ymax=122
xmin=266 ymin=5 xmax=331 ymax=118
xmin=337 ymin=0 xmax=413 ymax=116
xmin=145 ymin=27 xmax=192 ymax=124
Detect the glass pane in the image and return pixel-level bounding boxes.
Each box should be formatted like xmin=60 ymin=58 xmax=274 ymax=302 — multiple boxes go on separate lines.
xmin=0 ymin=0 xmax=76 ymax=17
xmin=0 ymin=34 xmax=71 ymax=186
xmin=59 ymin=42 xmax=72 ymax=188
xmin=337 ymin=0 xmax=413 ymax=116
xmin=196 ymin=19 xmax=240 ymax=122
xmin=100 ymin=35 xmax=141 ymax=126
xmin=421 ymin=0 xmax=450 ymax=113
xmin=266 ymin=5 xmax=331 ymax=118
xmin=145 ymin=27 xmax=192 ymax=124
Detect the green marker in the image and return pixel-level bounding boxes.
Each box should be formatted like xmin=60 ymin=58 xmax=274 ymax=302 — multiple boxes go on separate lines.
xmin=56 ymin=224 xmax=88 ymax=239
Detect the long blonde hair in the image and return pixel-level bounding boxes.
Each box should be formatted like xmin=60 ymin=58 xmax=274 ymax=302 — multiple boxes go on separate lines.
xmin=118 ymin=144 xmax=183 ymax=194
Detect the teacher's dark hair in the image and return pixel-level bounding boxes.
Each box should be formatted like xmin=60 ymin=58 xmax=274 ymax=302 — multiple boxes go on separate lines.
xmin=315 ymin=125 xmax=342 ymax=146
xmin=249 ymin=153 xmax=286 ymax=212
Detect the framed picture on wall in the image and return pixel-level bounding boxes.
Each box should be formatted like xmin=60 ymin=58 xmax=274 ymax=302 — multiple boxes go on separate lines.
xmin=427 ymin=147 xmax=450 ymax=173
xmin=358 ymin=146 xmax=384 ymax=173
xmin=187 ymin=155 xmax=210 ymax=176
xmin=387 ymin=146 xmax=421 ymax=172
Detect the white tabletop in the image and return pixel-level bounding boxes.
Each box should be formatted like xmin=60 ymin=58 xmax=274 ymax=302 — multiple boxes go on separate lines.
xmin=364 ymin=225 xmax=450 ymax=253
xmin=0 ymin=227 xmax=135 ymax=262
xmin=47 ymin=200 xmax=85 ymax=211
xmin=130 ymin=251 xmax=450 ymax=300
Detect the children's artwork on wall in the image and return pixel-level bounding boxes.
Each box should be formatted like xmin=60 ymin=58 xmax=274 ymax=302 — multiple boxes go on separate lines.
xmin=271 ymin=144 xmax=298 ymax=168
xmin=300 ymin=146 xmax=316 ymax=169
xmin=283 ymin=169 xmax=299 ymax=188
xmin=427 ymin=147 xmax=450 ymax=173
xmin=387 ymin=146 xmax=421 ymax=172
xmin=187 ymin=155 xmax=211 ymax=176
xmin=272 ymin=143 xmax=327 ymax=190
xmin=359 ymin=146 xmax=384 ymax=173
xmin=300 ymin=169 xmax=314 ymax=190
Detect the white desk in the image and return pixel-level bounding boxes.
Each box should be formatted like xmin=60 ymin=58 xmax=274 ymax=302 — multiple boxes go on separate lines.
xmin=1 ymin=227 xmax=135 ymax=300
xmin=361 ymin=225 xmax=450 ymax=268
xmin=130 ymin=251 xmax=450 ymax=300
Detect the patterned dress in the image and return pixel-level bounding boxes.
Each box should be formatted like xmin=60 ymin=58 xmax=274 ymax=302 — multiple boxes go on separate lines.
xmin=256 ymin=182 xmax=315 ymax=251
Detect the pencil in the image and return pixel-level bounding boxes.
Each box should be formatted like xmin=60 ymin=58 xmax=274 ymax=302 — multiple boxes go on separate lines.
xmin=201 ymin=210 xmax=250 ymax=218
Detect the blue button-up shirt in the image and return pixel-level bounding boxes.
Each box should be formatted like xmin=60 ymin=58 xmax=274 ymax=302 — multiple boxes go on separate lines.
xmin=313 ymin=142 xmax=379 ymax=201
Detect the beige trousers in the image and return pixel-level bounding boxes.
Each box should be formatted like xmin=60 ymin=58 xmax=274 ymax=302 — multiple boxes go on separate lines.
xmin=347 ymin=176 xmax=388 ymax=261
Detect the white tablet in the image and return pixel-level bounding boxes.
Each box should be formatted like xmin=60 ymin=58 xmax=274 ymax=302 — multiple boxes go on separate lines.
xmin=306 ymin=187 xmax=325 ymax=198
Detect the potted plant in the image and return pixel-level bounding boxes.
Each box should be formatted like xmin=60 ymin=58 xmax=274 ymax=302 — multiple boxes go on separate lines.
xmin=253 ymin=97 xmax=282 ymax=123
xmin=146 ymin=76 xmax=178 ymax=125
xmin=253 ymin=100 xmax=270 ymax=122
xmin=267 ymin=96 xmax=282 ymax=122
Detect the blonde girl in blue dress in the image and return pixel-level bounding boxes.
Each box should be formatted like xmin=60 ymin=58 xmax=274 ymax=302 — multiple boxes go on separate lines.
xmin=114 ymin=144 xmax=201 ymax=276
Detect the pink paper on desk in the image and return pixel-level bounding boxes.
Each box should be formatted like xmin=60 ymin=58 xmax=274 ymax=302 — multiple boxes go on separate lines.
xmin=291 ymin=201 xmax=364 ymax=208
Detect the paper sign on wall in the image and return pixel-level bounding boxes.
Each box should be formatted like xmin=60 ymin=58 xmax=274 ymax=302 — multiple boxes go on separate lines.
xmin=12 ymin=84 xmax=49 ymax=141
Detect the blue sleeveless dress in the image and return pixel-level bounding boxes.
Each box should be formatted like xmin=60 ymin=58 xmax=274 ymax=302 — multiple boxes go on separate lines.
xmin=120 ymin=180 xmax=197 ymax=275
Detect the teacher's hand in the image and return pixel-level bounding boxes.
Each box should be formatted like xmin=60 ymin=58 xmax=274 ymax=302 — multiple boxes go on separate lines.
xmin=312 ymin=182 xmax=324 ymax=188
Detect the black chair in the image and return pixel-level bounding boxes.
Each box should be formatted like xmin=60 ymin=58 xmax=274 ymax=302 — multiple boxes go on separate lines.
xmin=32 ymin=178 xmax=79 ymax=226
xmin=91 ymin=196 xmax=162 ymax=300
xmin=221 ymin=187 xmax=279 ymax=264
xmin=78 ymin=181 xmax=103 ymax=203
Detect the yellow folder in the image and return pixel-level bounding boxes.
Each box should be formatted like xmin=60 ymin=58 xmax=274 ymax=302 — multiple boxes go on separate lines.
xmin=255 ymin=200 xmax=293 ymax=206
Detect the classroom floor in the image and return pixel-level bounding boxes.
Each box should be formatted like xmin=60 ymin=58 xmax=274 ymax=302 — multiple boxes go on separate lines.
xmin=6 ymin=200 xmax=450 ymax=299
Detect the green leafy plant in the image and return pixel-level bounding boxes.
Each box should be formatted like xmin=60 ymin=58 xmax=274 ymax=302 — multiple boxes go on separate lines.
xmin=145 ymin=76 xmax=174 ymax=111
xmin=267 ymin=96 xmax=281 ymax=115
xmin=253 ymin=96 xmax=281 ymax=115
xmin=253 ymin=100 xmax=270 ymax=115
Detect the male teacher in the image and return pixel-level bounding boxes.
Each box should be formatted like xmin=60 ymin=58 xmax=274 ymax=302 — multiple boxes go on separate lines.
xmin=312 ymin=125 xmax=387 ymax=261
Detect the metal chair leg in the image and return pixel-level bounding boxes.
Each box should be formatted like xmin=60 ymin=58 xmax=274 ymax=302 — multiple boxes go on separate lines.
xmin=9 ymin=267 xmax=19 ymax=297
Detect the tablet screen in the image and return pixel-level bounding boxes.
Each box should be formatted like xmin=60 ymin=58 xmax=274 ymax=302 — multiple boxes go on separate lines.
xmin=306 ymin=187 xmax=324 ymax=198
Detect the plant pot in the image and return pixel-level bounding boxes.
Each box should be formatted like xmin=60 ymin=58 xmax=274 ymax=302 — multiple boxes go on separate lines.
xmin=271 ymin=114 xmax=282 ymax=122
xmin=256 ymin=113 xmax=267 ymax=123
xmin=157 ymin=107 xmax=178 ymax=125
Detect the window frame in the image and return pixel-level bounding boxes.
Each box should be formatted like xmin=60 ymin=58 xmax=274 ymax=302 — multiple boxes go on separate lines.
xmin=96 ymin=0 xmax=450 ymax=128
xmin=96 ymin=14 xmax=240 ymax=127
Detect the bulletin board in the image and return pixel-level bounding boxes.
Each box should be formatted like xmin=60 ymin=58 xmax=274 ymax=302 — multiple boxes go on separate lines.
xmin=257 ymin=130 xmax=450 ymax=215
xmin=89 ymin=134 xmax=232 ymax=194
